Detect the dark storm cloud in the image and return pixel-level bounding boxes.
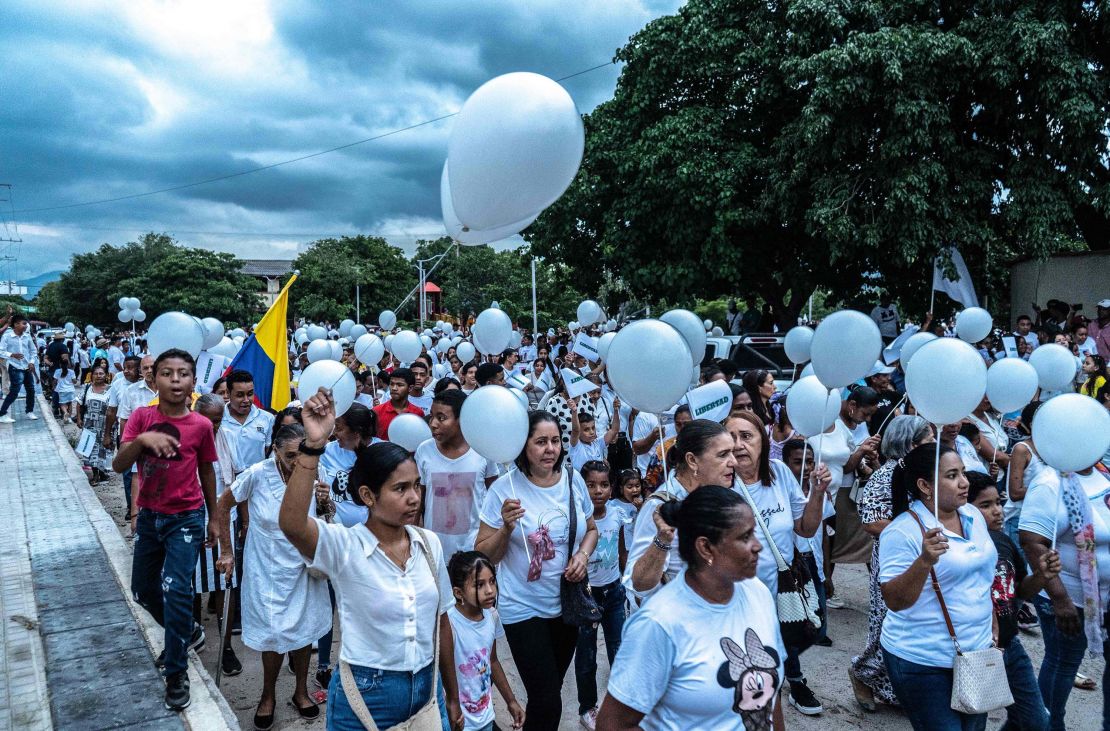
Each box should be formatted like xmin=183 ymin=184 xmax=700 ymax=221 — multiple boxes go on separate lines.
xmin=1 ymin=0 xmax=682 ymax=279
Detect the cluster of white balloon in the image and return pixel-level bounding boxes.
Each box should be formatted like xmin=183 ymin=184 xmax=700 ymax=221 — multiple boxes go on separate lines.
xmin=144 ymin=312 xmax=234 ymax=361
xmin=116 ymin=297 xmax=147 ymax=325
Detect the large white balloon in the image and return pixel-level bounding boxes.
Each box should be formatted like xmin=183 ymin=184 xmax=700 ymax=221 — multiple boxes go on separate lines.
xmin=576 ymin=300 xmax=602 ymax=327
xmin=132 ymin=308 xmax=147 ymax=323
xmin=307 ymin=339 xmax=332 ymax=363
xmin=955 ymin=307 xmax=994 ymax=344
xmin=388 ymin=413 xmax=433 ymax=453
xmin=703 ymin=319 xmax=713 ymax=331
xmin=378 ymin=310 xmax=397 ymax=331
xmin=306 ymin=324 xmax=327 ymax=341
xmin=456 ymin=341 xmax=476 ymax=363
xmin=473 ymin=308 xmax=513 ymax=355
xmin=442 ymin=322 xmax=454 ymax=336
xmin=420 ymin=334 xmax=433 ymax=350
xmin=447 ymin=72 xmax=584 ymax=232
xmin=117 ymin=309 xmax=132 ymax=323
xmin=905 ymin=338 xmax=986 ymax=425
xmin=659 ymin=309 xmax=707 ymax=366
xmin=783 ymin=326 xmax=814 ymax=365
xmin=786 ymin=376 xmax=842 ymax=437
xmin=354 ymin=333 xmax=385 ymax=366
xmin=200 ymin=317 xmax=225 ymax=350
xmin=209 ymin=337 xmax=237 ymax=359
xmin=349 ymin=324 xmax=368 ymax=340
xmin=985 ymin=358 xmax=1039 ymax=414
xmin=294 ymin=330 xmax=309 ymax=346
xmin=339 ymin=319 xmax=355 ymax=337
xmin=440 ymin=162 xmax=538 ymax=244
xmin=1029 ymin=343 xmax=1078 ymax=391
xmin=329 ymin=340 xmax=344 ymax=361
xmin=509 ymin=330 xmax=522 ymax=349
xmin=436 ymin=338 xmax=451 ymax=355
xmin=297 ymin=360 xmax=357 ymax=416
xmin=125 ymin=297 xmax=141 ymax=311
xmin=1033 ymin=394 xmax=1110 ymax=472
xmin=146 ymin=312 xmax=205 ymax=359
xmin=384 ymin=334 xmax=395 ymax=355
xmin=597 ymin=332 xmax=616 ymax=362
xmin=392 ymin=331 xmax=423 ymax=363
xmin=899 ymin=332 xmax=937 ymax=367
xmin=460 ymin=385 xmax=530 ymax=464
xmin=118 ymin=297 xmax=128 ymax=310
xmin=810 ymin=310 xmax=882 ymax=388
xmin=606 ymin=319 xmax=692 ymax=413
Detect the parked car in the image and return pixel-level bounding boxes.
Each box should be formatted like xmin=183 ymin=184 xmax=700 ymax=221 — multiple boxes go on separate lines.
xmin=704 ymin=333 xmax=796 ymax=389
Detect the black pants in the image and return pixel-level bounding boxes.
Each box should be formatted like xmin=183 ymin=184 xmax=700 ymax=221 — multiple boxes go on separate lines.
xmin=503 ymin=616 xmax=579 ymax=731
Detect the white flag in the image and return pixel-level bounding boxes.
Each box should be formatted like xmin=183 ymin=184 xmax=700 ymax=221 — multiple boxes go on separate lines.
xmin=932 ymin=246 xmax=979 ymax=308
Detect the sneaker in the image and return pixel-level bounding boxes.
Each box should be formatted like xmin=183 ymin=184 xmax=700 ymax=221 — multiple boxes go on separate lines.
xmin=788 ymin=679 xmax=823 ymax=715
xmin=315 ymin=667 xmax=332 ymax=691
xmin=164 ymin=671 xmax=190 ymax=711
xmin=221 ymin=645 xmax=243 ymax=677
xmin=155 ymin=650 xmax=165 ymax=669
xmin=27 ymin=413 xmax=38 ymax=420
xmin=0 ymin=415 xmax=14 ymax=424
xmin=815 ymin=636 xmax=833 ymax=647
xmin=1017 ymin=603 xmax=1039 ymax=633
xmin=825 ymin=595 xmax=845 ymax=609
xmin=188 ymin=623 xmax=206 ymax=653
xmin=579 ymin=706 xmax=598 ymax=730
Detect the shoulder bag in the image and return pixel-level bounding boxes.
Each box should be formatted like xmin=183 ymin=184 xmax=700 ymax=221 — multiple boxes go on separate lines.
xmin=735 ymin=480 xmax=821 ymax=648
xmin=560 ymin=468 xmax=603 ymax=626
xmin=339 ymin=527 xmax=443 ymax=731
xmin=907 ymin=511 xmax=1013 ymax=714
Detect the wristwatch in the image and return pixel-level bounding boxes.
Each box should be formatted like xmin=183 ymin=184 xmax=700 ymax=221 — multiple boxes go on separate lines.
xmin=298 ymin=439 xmax=326 ymax=456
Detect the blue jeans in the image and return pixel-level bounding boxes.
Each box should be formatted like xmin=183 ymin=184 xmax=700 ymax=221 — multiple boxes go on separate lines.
xmin=1034 ymin=595 xmax=1110 ymax=731
xmin=0 ymin=365 xmax=34 ymax=415
xmin=123 ymin=471 xmax=133 ymax=516
xmin=131 ymin=507 xmax=205 ymax=676
xmin=317 ymin=581 xmax=337 ymax=669
xmin=884 ymin=650 xmax=987 ymax=731
xmin=326 ymin=661 xmax=449 ymax=731
xmin=574 ymin=580 xmax=626 ymax=714
xmin=1003 ymin=515 xmax=1028 ymax=565
xmin=1000 ymin=637 xmax=1050 ymax=731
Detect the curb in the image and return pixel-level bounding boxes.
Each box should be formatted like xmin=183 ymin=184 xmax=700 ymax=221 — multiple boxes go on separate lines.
xmin=38 ymin=396 xmax=240 ymax=730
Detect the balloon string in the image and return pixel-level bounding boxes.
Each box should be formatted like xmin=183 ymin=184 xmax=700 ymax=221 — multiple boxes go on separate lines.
xmin=657 ymin=420 xmax=668 ymax=477
xmin=875 ymin=393 xmax=907 ymax=435
xmin=815 ymin=389 xmax=831 ymax=469
xmin=798 ymin=441 xmax=809 ymax=494
xmin=504 ymin=467 xmax=531 ymax=563
xmin=791 ymin=363 xmax=798 ymax=383
xmin=933 ymin=429 xmax=941 ymax=523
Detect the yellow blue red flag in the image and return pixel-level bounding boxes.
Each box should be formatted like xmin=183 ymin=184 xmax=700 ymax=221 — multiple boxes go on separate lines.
xmin=225 ymin=273 xmax=297 ymax=411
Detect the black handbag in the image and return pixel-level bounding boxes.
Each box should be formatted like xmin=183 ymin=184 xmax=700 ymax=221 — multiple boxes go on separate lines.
xmin=559 ymin=469 xmax=602 ymax=626
xmin=602 ymin=401 xmax=634 ymax=472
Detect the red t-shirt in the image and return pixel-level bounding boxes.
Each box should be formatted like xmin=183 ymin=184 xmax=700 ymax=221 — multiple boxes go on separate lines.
xmin=373 ymin=401 xmax=427 ymax=440
xmin=123 ymin=406 xmax=217 ymax=514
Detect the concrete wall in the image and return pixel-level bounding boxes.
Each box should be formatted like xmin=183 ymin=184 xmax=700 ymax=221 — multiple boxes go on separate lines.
xmin=1009 ymin=251 xmax=1110 ymax=328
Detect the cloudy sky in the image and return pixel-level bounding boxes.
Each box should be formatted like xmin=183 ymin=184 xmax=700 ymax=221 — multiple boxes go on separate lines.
xmin=1 ymin=0 xmax=683 ymax=280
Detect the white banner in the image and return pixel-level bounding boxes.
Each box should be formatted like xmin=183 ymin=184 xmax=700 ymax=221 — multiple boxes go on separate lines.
xmin=571 ymin=333 xmax=601 ymax=362
xmin=685 ymin=380 xmax=733 ymax=423
xmin=195 ymin=351 xmax=228 ymax=394
xmin=932 ymin=246 xmax=980 ymax=308
xmin=506 ymin=371 xmax=530 ymax=390
xmin=75 ymin=428 xmax=97 ymax=458
xmin=561 ymin=368 xmax=599 ymax=398
xmin=1001 ymin=336 xmax=1019 ymax=359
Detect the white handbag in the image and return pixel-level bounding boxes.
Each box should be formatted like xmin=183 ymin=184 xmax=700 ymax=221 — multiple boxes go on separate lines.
xmin=909 ymin=512 xmax=1013 ymax=714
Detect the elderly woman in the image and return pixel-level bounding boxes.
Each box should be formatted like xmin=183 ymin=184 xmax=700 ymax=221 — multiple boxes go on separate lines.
xmin=216 ymin=423 xmax=331 ymax=729
xmin=850 ymin=415 xmax=934 ymax=711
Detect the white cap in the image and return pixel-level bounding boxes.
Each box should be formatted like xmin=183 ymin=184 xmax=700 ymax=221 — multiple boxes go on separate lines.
xmin=867 ymin=360 xmax=895 ymax=377
xmin=1097 ymin=298 xmax=1110 ymax=309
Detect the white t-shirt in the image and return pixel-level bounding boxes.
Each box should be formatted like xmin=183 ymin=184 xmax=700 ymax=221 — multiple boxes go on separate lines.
xmin=52 ymin=369 xmax=77 ymax=395
xmin=794 ymin=495 xmax=837 ymax=582
xmin=1019 ymin=469 xmax=1110 ymax=607
xmin=739 ymin=460 xmax=808 ymax=594
xmin=319 ymin=441 xmax=370 ymax=527
xmin=607 ymin=574 xmax=784 ymax=731
xmin=632 ymin=411 xmax=662 ymax=474
xmin=106 ymin=375 xmax=137 ymax=409
xmin=478 ymin=468 xmax=593 ymax=624
xmin=879 ymin=502 xmax=996 ymax=668
xmin=307 ymin=523 xmax=453 ymax=671
xmin=870 ymin=304 xmax=900 ymax=338
xmin=409 ymin=392 xmax=433 ymax=414
xmin=118 ymin=381 xmax=157 ymax=420
xmin=954 ymin=435 xmax=988 ymax=474
xmin=623 ymin=476 xmax=689 ymax=603
xmin=807 ymin=420 xmax=855 ymax=498
xmin=570 ymin=437 xmax=607 ymax=472
xmin=589 ymin=503 xmax=627 ymax=587
xmin=415 ymin=440 xmax=498 ymax=559
xmin=107 ymin=345 xmax=125 ymax=372
xmin=446 ymin=606 xmax=505 ymax=731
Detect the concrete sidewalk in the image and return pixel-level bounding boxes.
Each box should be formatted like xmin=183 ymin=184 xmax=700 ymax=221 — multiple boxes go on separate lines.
xmin=0 ymin=401 xmax=237 ymax=730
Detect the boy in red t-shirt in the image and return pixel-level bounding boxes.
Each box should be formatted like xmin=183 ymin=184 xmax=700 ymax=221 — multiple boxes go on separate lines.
xmin=114 ymin=348 xmax=219 ymax=711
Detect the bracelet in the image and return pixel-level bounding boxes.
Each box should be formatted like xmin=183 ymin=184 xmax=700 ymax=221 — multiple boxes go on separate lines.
xmin=652 ymin=537 xmax=673 ymax=552
xmin=298 ymin=439 xmax=326 ymax=456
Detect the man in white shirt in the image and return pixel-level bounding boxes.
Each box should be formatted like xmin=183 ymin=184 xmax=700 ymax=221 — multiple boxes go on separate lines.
xmin=1013 ymin=315 xmax=1039 ymax=351
xmin=628 ymin=408 xmax=661 ymax=476
xmin=870 ymin=298 xmax=900 ymax=342
xmin=0 ymin=314 xmax=39 ymax=423
xmin=107 ymin=337 xmax=126 ymax=375
xmin=517 ymin=334 xmax=537 ymax=363
xmin=219 ymin=370 xmax=275 ymax=484
xmin=407 ymin=360 xmax=434 ymax=414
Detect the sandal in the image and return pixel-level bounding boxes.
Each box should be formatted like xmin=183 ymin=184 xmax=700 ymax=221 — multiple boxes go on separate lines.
xmin=252 ymin=711 xmax=274 ymax=731
xmin=849 ymin=670 xmax=877 ymax=712
xmin=290 ymin=698 xmax=320 ymax=720
xmin=1075 ymin=673 xmax=1097 ymax=691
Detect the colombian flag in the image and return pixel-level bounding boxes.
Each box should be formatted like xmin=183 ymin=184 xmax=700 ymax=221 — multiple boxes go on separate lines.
xmin=225 ymin=273 xmax=297 ymax=411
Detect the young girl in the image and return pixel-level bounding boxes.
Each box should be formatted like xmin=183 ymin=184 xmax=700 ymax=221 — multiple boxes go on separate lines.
xmin=576 ymin=461 xmax=628 ymax=730
xmin=447 ymin=551 xmax=525 ymax=731
xmin=53 ymin=360 xmax=77 ymax=422
xmin=612 ymin=468 xmax=643 ymax=571
xmin=1080 ymin=354 xmax=1107 ymax=397
xmin=967 ymin=471 xmax=1061 ymax=731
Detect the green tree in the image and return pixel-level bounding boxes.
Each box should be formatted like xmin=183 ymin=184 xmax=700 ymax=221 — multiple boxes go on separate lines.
xmin=410 ymin=238 xmax=584 ymax=330
xmin=47 ymin=233 xmax=261 ymax=326
xmin=290 ymin=236 xmax=411 ymax=323
xmin=527 ymin=0 xmax=1108 ymax=326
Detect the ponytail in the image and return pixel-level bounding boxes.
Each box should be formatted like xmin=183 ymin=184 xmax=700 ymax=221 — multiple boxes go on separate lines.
xmin=657 ymin=485 xmax=749 ymax=568
xmin=891 ymin=444 xmax=957 ymax=517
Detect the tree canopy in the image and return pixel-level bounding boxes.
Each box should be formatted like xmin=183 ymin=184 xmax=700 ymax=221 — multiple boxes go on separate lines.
xmin=527 ymin=0 xmax=1108 ymax=326
xmin=288 ymin=235 xmax=412 ymax=323
xmin=37 ymin=233 xmax=262 ymax=326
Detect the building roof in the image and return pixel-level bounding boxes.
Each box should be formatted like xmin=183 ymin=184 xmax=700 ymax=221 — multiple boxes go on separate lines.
xmin=422 ymin=281 xmax=441 ymax=293
xmin=240 ymin=259 xmax=294 ymax=277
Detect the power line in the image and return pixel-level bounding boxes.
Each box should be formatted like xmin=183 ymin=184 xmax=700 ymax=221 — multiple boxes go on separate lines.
xmin=15 ymin=61 xmax=616 ymax=216
xmin=19 ymin=221 xmax=446 ymax=238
